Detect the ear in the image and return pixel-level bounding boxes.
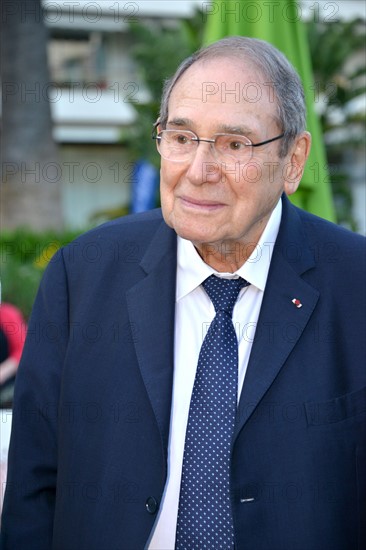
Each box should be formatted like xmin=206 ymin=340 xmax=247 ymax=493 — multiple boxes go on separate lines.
xmin=153 ymin=119 xmax=162 ymax=135
xmin=284 ymin=131 xmax=311 ymax=195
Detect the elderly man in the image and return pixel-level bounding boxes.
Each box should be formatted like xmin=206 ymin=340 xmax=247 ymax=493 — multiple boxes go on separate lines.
xmin=2 ymin=37 xmax=365 ymax=550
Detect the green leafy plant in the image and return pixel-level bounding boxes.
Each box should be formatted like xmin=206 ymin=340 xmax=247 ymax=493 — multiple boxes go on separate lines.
xmin=307 ymin=17 xmax=366 ymax=229
xmin=1 ymin=229 xmax=81 ymax=318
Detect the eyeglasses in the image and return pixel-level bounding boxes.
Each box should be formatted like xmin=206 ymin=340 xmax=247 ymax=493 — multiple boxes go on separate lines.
xmin=152 ymin=129 xmax=284 ymax=165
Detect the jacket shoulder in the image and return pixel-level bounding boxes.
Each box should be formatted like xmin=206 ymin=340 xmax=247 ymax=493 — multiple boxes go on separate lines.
xmin=72 ymin=208 xmax=164 ymax=243
xmin=45 ymin=209 xmax=169 ymax=278
xmin=295 ymin=206 xmax=365 ymax=255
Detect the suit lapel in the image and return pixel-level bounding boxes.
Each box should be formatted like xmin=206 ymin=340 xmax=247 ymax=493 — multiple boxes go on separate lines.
xmin=126 ymin=218 xmax=177 ymax=456
xmin=125 ymin=201 xmax=321 ymax=448
xmin=234 ymin=197 xmax=320 ymax=438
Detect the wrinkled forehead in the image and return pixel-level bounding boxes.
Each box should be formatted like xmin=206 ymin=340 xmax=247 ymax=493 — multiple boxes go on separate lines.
xmin=168 ymin=57 xmax=279 ymax=117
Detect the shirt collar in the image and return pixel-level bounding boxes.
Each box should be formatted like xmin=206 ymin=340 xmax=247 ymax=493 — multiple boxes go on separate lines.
xmin=176 ymin=198 xmax=282 ymax=301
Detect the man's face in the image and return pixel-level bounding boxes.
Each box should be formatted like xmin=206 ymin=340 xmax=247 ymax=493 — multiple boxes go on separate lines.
xmin=159 ymin=58 xmax=309 ymax=269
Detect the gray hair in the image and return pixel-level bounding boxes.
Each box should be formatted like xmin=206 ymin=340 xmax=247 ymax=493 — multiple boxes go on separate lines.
xmin=158 ymin=36 xmax=306 ymax=157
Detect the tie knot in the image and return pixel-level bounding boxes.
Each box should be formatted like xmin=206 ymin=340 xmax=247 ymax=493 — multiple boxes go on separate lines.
xmin=202 ymin=275 xmax=249 ymax=315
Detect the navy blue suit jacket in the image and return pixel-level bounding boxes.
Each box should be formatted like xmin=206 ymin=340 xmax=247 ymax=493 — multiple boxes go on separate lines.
xmin=1 ymin=196 xmax=366 ymax=549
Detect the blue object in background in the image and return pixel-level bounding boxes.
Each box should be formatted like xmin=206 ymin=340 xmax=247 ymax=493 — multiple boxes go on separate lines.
xmin=131 ymin=159 xmax=159 ymax=213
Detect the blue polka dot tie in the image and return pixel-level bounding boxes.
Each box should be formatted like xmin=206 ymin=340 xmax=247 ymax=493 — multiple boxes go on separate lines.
xmin=175 ymin=275 xmax=250 ymax=549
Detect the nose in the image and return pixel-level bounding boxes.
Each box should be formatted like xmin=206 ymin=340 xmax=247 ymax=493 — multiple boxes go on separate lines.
xmin=185 ymin=142 xmax=221 ymax=185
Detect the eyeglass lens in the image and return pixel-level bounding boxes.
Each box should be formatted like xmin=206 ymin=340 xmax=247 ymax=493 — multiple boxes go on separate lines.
xmin=157 ymin=130 xmax=252 ymax=164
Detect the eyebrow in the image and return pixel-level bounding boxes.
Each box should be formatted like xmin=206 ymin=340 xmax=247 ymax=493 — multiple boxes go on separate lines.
xmin=217 ymin=124 xmax=255 ymax=136
xmin=167 ymin=118 xmax=193 ymax=128
xmin=166 ymin=118 xmax=255 ymax=137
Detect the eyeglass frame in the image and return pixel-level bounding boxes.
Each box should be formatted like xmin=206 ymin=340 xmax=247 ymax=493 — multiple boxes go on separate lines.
xmin=152 ymin=121 xmax=285 ymax=164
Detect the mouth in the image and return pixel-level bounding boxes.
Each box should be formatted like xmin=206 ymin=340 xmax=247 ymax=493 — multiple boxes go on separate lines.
xmin=179 ymin=196 xmax=225 ymax=211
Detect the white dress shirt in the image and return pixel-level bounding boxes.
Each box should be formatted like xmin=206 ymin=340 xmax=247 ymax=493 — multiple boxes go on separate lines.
xmin=147 ymin=199 xmax=282 ymax=550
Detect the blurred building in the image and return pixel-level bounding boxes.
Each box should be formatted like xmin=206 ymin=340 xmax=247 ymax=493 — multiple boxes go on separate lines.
xmin=42 ymin=0 xmax=202 ymax=228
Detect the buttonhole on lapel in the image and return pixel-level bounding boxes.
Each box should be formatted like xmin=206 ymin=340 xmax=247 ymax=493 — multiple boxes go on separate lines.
xmin=291 ymin=298 xmax=302 ymax=308
xmin=240 ymin=497 xmax=255 ymax=503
